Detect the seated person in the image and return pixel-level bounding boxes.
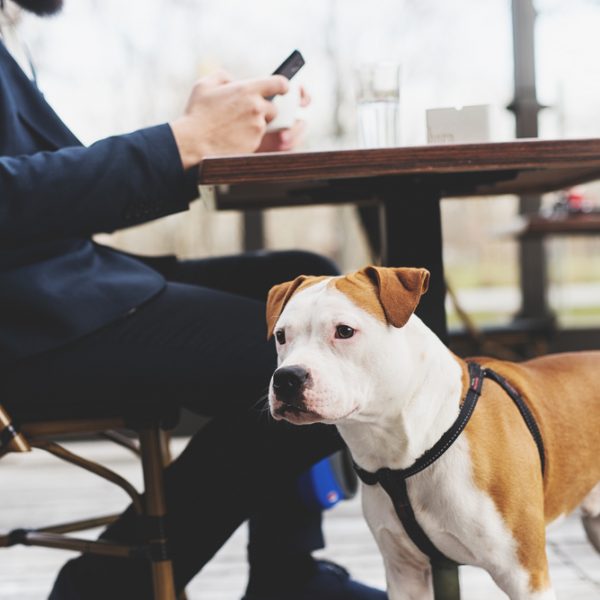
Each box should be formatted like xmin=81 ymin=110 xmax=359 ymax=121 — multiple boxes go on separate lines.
xmin=0 ymin=1 xmax=387 ymax=599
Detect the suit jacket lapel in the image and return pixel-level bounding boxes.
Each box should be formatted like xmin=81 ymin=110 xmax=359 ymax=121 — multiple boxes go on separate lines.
xmin=0 ymin=41 xmax=81 ymax=149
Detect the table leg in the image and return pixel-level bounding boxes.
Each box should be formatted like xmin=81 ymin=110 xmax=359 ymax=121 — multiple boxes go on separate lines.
xmin=379 ymin=188 xmax=448 ymax=341
xmin=515 ymin=193 xmax=554 ymax=327
xmin=379 ymin=188 xmax=460 ymax=600
xmin=243 ymin=210 xmax=265 ymax=251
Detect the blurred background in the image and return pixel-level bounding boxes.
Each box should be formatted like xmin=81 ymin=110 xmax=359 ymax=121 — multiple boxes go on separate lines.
xmin=15 ymin=0 xmax=600 ymax=330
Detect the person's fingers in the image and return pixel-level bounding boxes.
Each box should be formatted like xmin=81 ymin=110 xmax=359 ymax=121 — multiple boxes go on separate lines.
xmin=257 ymin=119 xmax=307 ymax=153
xmin=276 ymin=120 xmax=306 ymax=146
xmin=255 ymin=130 xmax=280 ymax=153
xmin=281 ymin=120 xmax=306 ymax=148
xmin=196 ymin=69 xmax=233 ymax=90
xmin=213 ymin=69 xmax=233 ymax=84
xmin=299 ymin=85 xmax=311 ymax=107
xmin=256 ymin=130 xmax=291 ymax=153
xmin=288 ymin=119 xmax=306 ymax=138
xmin=246 ymin=75 xmax=289 ymax=98
xmin=263 ymin=99 xmax=278 ymax=124
xmin=277 ymin=130 xmax=294 ymax=149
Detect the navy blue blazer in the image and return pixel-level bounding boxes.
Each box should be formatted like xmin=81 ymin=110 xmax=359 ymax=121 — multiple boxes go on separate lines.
xmin=0 ymin=42 xmax=199 ymax=363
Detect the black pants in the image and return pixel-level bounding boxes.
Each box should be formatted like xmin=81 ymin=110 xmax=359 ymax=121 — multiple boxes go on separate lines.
xmin=4 ymin=250 xmax=344 ymax=597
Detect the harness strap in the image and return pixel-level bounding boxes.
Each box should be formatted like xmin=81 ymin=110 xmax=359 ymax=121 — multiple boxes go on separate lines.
xmin=481 ymin=368 xmax=545 ymax=475
xmin=354 ymin=362 xmax=485 ymax=485
xmin=353 ymin=361 xmax=545 ymax=567
xmin=378 ymin=470 xmax=454 ymax=567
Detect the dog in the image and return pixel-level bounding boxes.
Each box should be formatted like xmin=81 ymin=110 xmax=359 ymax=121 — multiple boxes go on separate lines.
xmin=265 ymin=266 xmax=600 ymax=600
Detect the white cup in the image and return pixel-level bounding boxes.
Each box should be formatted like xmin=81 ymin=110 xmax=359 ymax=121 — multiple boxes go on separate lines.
xmin=355 ymin=62 xmax=402 ymax=148
xmin=268 ymin=81 xmax=301 ymax=131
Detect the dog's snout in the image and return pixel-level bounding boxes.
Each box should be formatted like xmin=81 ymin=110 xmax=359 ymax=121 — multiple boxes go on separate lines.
xmin=272 ymin=366 xmax=310 ymax=403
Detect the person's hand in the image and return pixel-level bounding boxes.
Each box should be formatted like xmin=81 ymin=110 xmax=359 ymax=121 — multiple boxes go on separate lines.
xmin=170 ymin=71 xmax=289 ymax=169
xmin=255 ymin=86 xmax=311 ymax=153
xmin=255 ymin=120 xmax=306 ymax=153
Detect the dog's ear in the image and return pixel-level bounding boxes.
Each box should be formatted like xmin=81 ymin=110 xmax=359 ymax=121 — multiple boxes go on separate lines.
xmin=266 ymin=276 xmax=309 ymax=339
xmin=363 ymin=266 xmax=430 ymax=328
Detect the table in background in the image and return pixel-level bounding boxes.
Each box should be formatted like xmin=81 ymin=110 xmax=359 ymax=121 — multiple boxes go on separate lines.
xmin=518 ymin=211 xmax=600 ymax=237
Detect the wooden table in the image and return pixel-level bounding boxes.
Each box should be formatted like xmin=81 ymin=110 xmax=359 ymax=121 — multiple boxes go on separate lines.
xmin=199 ymin=138 xmax=600 ymax=342
xmin=198 ymin=138 xmax=600 ymax=600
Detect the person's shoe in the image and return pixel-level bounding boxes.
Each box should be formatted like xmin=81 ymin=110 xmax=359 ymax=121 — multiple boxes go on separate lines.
xmin=241 ymin=559 xmax=387 ymax=600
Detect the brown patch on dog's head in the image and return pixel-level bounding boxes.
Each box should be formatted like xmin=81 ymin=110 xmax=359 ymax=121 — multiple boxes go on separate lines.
xmin=266 ymin=275 xmax=329 ymax=338
xmin=266 ymin=267 xmax=429 ymax=338
xmin=333 ymin=266 xmax=429 ymax=328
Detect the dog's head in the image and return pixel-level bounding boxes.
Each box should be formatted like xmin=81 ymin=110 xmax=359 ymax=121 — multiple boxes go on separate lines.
xmin=266 ymin=266 xmax=430 ymax=425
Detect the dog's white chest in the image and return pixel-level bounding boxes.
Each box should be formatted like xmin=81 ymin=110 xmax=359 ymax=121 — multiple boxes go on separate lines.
xmin=359 ymin=437 xmax=531 ymax=593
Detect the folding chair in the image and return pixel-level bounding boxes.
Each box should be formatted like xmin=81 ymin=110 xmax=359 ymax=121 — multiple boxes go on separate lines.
xmin=0 ymin=402 xmax=183 ymax=600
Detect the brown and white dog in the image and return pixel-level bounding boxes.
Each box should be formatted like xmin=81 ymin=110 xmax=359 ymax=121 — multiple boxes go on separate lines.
xmin=266 ymin=266 xmax=600 ymax=600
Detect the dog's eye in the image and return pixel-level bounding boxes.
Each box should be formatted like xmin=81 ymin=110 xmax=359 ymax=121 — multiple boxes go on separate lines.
xmin=275 ymin=329 xmax=286 ymax=344
xmin=335 ymin=325 xmax=355 ymax=339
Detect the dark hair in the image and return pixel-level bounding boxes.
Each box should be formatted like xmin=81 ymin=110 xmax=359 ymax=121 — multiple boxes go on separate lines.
xmin=11 ymin=0 xmax=64 ymax=17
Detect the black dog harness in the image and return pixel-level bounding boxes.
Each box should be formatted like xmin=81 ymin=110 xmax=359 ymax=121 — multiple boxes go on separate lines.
xmin=353 ymin=362 xmax=545 ymax=567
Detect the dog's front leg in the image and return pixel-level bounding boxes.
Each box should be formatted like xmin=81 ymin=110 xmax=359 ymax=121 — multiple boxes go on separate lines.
xmin=383 ymin=557 xmax=433 ymax=600
xmin=363 ymin=487 xmax=434 ymax=599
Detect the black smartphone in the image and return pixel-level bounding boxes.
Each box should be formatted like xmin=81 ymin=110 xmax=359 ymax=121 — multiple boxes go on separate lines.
xmin=266 ymin=50 xmax=305 ymax=100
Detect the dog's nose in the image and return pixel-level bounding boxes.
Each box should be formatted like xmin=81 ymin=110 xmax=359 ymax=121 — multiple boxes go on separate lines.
xmin=272 ymin=366 xmax=310 ymax=403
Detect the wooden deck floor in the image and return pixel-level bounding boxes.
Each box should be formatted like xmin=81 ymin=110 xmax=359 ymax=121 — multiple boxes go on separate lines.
xmin=1 ymin=439 xmax=599 ymax=599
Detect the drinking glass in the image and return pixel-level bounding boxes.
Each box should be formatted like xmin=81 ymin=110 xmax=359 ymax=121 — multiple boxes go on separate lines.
xmin=355 ymin=62 xmax=401 ymax=148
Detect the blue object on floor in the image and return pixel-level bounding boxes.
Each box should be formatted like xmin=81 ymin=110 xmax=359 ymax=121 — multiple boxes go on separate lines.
xmin=297 ymin=449 xmax=358 ymax=510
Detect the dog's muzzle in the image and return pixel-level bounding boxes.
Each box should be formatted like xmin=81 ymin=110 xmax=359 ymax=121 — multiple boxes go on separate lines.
xmin=272 ymin=365 xmax=310 ymax=407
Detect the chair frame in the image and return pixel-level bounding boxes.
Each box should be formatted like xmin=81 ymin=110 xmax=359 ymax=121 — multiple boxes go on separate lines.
xmin=0 ymin=404 xmax=179 ymax=600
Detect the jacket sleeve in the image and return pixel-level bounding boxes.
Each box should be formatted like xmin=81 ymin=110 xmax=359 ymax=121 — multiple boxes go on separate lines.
xmin=0 ymin=123 xmax=199 ymax=247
